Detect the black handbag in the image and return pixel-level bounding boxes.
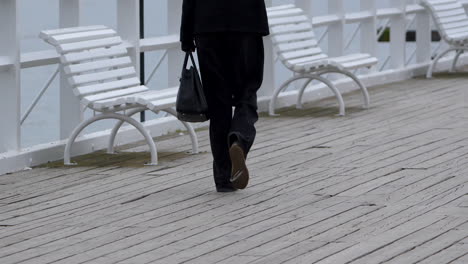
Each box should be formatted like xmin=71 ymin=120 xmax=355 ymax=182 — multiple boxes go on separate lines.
xmin=176 ymin=52 xmax=209 ymax=122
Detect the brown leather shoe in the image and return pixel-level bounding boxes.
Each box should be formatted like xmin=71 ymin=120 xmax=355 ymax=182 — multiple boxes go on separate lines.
xmin=229 ymin=142 xmax=249 ymax=189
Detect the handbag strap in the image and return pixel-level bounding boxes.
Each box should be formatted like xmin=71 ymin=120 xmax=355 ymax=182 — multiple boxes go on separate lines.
xmin=183 ymin=52 xmax=200 ymax=73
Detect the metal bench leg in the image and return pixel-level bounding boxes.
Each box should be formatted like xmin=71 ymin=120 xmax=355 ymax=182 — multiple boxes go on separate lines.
xmin=65 ymin=112 xmax=158 ymax=166
xmin=427 ymin=48 xmax=456 ymax=78
xmin=325 ymin=69 xmax=370 ymax=109
xmin=296 ymin=78 xmax=314 ymax=109
xmin=269 ymin=75 xmax=309 ymax=116
xmin=450 ymin=49 xmax=468 ymax=72
xmin=296 ymin=74 xmax=345 ymax=116
xmin=162 ymin=108 xmax=199 ymax=154
xmin=107 ymin=108 xmax=145 ymax=154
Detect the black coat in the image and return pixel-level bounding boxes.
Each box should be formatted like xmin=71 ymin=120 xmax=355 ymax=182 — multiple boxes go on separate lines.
xmin=180 ymin=0 xmax=270 ymax=42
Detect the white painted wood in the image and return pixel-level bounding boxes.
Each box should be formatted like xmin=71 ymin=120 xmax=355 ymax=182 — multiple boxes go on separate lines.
xmin=74 ymin=78 xmax=142 ymax=97
xmin=61 ymin=47 xmax=128 ymax=64
xmin=69 ymin=67 xmax=137 ymax=86
xmin=117 ymin=0 xmax=140 ymax=74
xmin=416 ymin=2 xmax=432 ymax=64
xmin=127 ymin=87 xmax=179 ymax=104
xmin=83 ymin=86 xmax=148 ymax=108
xmin=59 ymin=0 xmax=82 ymax=140
xmin=360 ymin=0 xmax=378 ymax=71
xmin=50 ymin=29 xmax=117 ymax=45
xmin=63 ymin=56 xmax=133 ymax=75
xmin=295 ymin=0 xmax=313 ymax=18
xmin=167 ymin=0 xmax=184 ymax=87
xmin=39 ymin=25 xmax=108 ymax=41
xmin=390 ymin=0 xmax=407 ymax=69
xmin=328 ymin=0 xmax=345 ymax=57
xmin=58 ymin=37 xmax=123 ymax=53
xmin=0 ymin=0 xmax=20 ymax=153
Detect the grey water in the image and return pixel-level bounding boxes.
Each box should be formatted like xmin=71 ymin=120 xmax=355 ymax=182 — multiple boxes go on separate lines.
xmin=20 ymin=0 xmax=401 ymax=148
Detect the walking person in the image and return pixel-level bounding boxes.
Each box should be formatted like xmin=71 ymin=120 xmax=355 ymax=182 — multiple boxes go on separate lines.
xmin=180 ymin=0 xmax=269 ymax=192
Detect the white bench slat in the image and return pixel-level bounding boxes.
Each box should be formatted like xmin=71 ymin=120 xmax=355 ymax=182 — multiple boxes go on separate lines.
xmin=145 ymin=97 xmax=177 ymax=112
xmin=435 ymin=8 xmax=465 ymax=19
xmin=83 ymin=86 xmax=148 ymax=107
xmin=277 ymin=39 xmax=319 ymax=52
xmin=448 ymin=31 xmax=468 ymax=40
xmin=267 ymin=8 xmax=304 ymax=19
xmin=269 ymin=15 xmax=309 ymax=27
xmin=69 ymin=67 xmax=137 ymax=86
xmin=330 ymin=54 xmax=374 ymax=64
xmin=340 ymin=57 xmax=380 ymax=70
xmin=428 ymin=0 xmax=458 ymax=5
xmin=443 ymin=20 xmax=468 ymax=31
xmin=432 ymin=3 xmax=461 ymax=11
xmin=58 ymin=36 xmax=122 ymax=53
xmin=74 ymin=77 xmax=142 ymax=97
xmin=61 ymin=47 xmax=128 ymax=64
xmin=266 ymin=5 xmax=295 ymax=12
xmin=446 ymin=26 xmax=468 ymax=35
xmin=125 ymin=87 xmax=179 ymax=104
xmin=286 ymin=54 xmax=329 ymax=70
xmin=280 ymin=47 xmax=324 ymax=60
xmin=292 ymin=57 xmax=332 ymax=72
xmin=272 ymin=31 xmax=316 ymax=44
xmin=39 ymin=25 xmax=107 ymax=40
xmin=50 ymin=29 xmax=117 ymax=45
xmin=438 ymin=14 xmax=468 ymax=23
xmin=64 ymin=56 xmax=133 ymax=75
xmin=270 ymin=23 xmax=313 ymax=35
xmin=91 ymin=95 xmax=139 ymax=109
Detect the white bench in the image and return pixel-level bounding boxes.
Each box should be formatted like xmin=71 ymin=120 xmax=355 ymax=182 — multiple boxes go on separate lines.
xmin=267 ymin=5 xmax=378 ymax=116
xmin=421 ymin=0 xmax=468 ymax=78
xmin=40 ymin=25 xmax=198 ymax=165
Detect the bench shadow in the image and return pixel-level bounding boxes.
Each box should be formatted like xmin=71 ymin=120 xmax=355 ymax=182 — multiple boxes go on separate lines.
xmin=415 ymin=72 xmax=468 ymax=79
xmin=38 ymin=150 xmax=191 ymax=168
xmin=260 ymin=105 xmax=366 ymax=118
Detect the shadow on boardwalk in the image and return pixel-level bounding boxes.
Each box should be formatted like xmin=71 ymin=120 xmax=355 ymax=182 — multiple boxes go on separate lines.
xmin=0 ymin=74 xmax=467 ymax=264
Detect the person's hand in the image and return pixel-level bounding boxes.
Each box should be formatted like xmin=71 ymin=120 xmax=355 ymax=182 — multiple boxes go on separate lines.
xmin=181 ymin=40 xmax=196 ymax=52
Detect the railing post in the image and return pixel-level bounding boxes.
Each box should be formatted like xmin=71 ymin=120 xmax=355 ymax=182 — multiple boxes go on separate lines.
xmin=259 ymin=0 xmax=275 ymax=97
xmin=117 ymin=0 xmax=141 ymax=74
xmin=360 ymin=0 xmax=377 ymax=72
xmin=0 ymin=0 xmax=20 ymax=152
xmin=415 ymin=0 xmax=431 ymax=64
xmin=296 ymin=0 xmax=313 ymax=18
xmin=167 ymin=0 xmax=184 ymax=87
xmin=390 ymin=0 xmax=407 ymax=69
xmin=328 ymin=0 xmax=344 ymax=57
xmin=59 ymin=0 xmax=82 ymax=140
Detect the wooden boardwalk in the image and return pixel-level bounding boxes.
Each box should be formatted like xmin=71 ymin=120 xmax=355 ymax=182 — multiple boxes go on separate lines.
xmin=0 ymin=75 xmax=467 ymax=264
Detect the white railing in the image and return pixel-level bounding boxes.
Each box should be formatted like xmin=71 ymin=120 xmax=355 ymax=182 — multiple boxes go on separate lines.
xmin=1 ymin=0 xmax=468 ymax=174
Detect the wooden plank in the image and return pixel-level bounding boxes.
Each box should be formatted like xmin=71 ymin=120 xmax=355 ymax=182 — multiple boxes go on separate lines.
xmin=1 ymin=76 xmax=468 ymax=264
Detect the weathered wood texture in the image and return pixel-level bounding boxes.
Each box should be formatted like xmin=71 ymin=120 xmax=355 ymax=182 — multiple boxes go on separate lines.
xmin=0 ymin=74 xmax=467 ymax=264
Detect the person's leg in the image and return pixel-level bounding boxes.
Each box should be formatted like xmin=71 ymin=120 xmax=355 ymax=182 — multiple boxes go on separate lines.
xmin=195 ymin=34 xmax=234 ymax=191
xmin=229 ymin=34 xmax=265 ymax=155
xmin=227 ymin=34 xmax=265 ymax=189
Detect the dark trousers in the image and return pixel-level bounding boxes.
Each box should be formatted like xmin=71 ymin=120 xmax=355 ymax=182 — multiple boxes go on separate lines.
xmin=195 ymin=33 xmax=264 ymax=186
